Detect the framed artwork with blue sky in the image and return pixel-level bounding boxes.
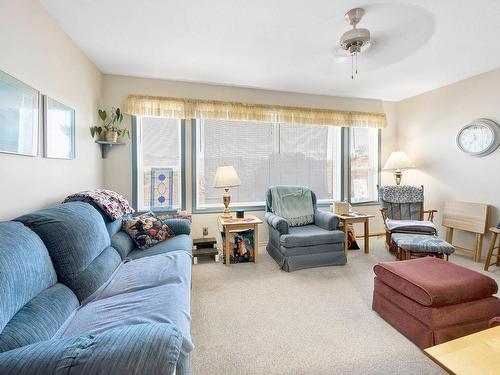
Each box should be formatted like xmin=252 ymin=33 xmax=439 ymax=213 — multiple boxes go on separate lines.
xmin=0 ymin=70 xmax=39 ymax=156
xmin=43 ymin=95 xmax=75 ymax=159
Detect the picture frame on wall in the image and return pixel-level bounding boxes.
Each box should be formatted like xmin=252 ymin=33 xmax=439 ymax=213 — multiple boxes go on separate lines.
xmin=0 ymin=70 xmax=39 ymax=156
xmin=43 ymin=95 xmax=75 ymax=159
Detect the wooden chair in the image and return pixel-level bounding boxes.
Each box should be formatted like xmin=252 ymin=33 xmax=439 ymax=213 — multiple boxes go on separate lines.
xmin=442 ymin=200 xmax=489 ymax=263
xmin=378 ymin=185 xmax=437 ymax=253
xmin=484 ymin=227 xmax=500 ymax=271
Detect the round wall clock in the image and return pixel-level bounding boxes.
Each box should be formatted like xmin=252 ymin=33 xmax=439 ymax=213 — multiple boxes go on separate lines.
xmin=456 ymin=118 xmax=500 ymax=157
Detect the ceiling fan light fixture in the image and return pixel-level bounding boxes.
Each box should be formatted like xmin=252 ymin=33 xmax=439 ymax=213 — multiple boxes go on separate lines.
xmin=339 ymin=8 xmax=371 ymax=79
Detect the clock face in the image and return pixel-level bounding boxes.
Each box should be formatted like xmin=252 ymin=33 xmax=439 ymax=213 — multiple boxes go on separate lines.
xmin=458 ymin=125 xmax=493 ymax=153
xmin=456 ymin=119 xmax=500 ymax=157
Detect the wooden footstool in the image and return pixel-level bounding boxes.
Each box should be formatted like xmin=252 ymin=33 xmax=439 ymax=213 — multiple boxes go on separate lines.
xmin=391 ymin=233 xmax=455 ymax=261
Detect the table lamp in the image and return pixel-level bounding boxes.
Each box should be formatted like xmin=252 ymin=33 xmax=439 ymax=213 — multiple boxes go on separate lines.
xmin=383 ymin=151 xmax=415 ymax=185
xmin=213 ymin=166 xmax=241 ymax=218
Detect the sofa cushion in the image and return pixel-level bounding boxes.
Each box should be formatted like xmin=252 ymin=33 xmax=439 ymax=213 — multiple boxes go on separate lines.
xmin=391 ymin=233 xmax=455 ymax=255
xmin=0 ymin=323 xmax=182 ymax=375
xmin=88 ymin=201 xmax=126 ymax=237
xmin=160 ymin=218 xmax=191 ymax=236
xmin=374 ymin=257 xmax=498 ymax=307
xmin=0 ymin=283 xmax=79 ymax=352
xmin=0 ymin=222 xmax=60 ymax=340
xmin=15 ymin=202 xmax=122 ymax=302
xmin=0 ymin=222 xmax=79 ymax=352
xmin=386 ymin=219 xmax=437 ymax=234
xmin=128 ymin=234 xmax=193 ymax=260
xmin=56 ymin=251 xmax=193 ymax=355
xmin=280 ymin=225 xmax=344 ymax=247
xmin=112 ymin=231 xmax=135 ymax=259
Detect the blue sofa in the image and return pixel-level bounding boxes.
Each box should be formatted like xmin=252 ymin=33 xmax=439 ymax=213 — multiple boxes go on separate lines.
xmin=0 ymin=202 xmax=193 ymax=375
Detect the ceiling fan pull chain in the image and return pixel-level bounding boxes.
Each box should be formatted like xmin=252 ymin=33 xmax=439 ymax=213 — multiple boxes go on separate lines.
xmin=355 ymin=53 xmax=358 ymax=75
xmin=351 ymin=55 xmax=354 ymax=79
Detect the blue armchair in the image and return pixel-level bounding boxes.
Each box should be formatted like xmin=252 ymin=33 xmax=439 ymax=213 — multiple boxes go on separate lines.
xmin=265 ymin=187 xmax=346 ymax=272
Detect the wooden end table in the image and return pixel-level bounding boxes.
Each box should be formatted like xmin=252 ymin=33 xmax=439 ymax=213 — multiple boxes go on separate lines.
xmin=335 ymin=212 xmax=374 ymax=256
xmin=218 ymin=215 xmax=263 ymax=266
xmin=424 ymin=325 xmax=500 ymax=374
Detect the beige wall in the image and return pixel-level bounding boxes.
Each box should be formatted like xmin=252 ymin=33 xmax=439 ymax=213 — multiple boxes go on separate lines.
xmin=0 ymin=0 xmax=103 ymax=219
xmin=396 ymin=69 xmax=500 ymax=257
xmin=2 ymin=1 xmax=497 ymax=255
xmin=103 ymin=75 xmax=397 ymax=243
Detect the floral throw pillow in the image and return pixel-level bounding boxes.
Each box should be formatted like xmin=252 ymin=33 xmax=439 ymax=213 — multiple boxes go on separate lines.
xmin=122 ymin=212 xmax=175 ymax=249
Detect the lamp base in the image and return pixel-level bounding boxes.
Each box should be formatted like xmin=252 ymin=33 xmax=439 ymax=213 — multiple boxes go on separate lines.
xmin=222 ymin=188 xmax=232 ymax=218
xmin=395 ymin=169 xmax=403 ymax=185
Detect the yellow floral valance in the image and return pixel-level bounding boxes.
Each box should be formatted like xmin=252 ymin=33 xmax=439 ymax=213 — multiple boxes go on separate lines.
xmin=123 ymin=95 xmax=387 ymax=128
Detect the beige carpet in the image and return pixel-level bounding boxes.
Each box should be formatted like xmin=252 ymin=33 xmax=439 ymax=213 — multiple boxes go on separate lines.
xmin=190 ymin=237 xmax=500 ymax=375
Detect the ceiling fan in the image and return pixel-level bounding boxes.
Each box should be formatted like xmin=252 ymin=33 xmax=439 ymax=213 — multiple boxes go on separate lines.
xmin=339 ymin=8 xmax=371 ymax=79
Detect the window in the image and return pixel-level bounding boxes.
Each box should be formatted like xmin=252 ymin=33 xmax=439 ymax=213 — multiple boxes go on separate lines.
xmin=134 ymin=116 xmax=184 ymax=211
xmin=194 ymin=119 xmax=342 ymax=210
xmin=349 ymin=128 xmax=380 ymax=203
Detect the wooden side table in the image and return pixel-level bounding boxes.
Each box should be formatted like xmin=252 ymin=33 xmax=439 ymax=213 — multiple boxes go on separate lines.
xmin=424 ymin=325 xmax=500 ymax=374
xmin=218 ymin=215 xmax=263 ymax=266
xmin=335 ymin=212 xmax=374 ymax=256
xmin=484 ymin=226 xmax=500 ymax=271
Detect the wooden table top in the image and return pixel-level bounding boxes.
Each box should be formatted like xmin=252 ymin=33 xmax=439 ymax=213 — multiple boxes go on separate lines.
xmin=335 ymin=212 xmax=375 ymax=220
xmin=424 ymin=326 xmax=500 ymax=374
xmin=219 ymin=215 xmax=263 ymax=225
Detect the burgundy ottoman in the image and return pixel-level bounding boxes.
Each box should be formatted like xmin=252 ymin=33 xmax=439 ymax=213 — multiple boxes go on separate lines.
xmin=372 ymin=257 xmax=500 ymax=349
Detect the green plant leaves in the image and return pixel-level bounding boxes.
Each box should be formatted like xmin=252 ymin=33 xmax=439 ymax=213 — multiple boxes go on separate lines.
xmin=120 ymin=128 xmax=130 ymax=139
xmin=98 ymin=109 xmax=107 ymax=121
xmin=96 ymin=107 xmax=125 ymax=138
xmin=89 ymin=126 xmax=102 ymax=138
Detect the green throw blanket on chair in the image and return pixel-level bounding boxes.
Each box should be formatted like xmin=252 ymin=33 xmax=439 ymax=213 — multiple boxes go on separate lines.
xmin=271 ymin=186 xmax=314 ymax=227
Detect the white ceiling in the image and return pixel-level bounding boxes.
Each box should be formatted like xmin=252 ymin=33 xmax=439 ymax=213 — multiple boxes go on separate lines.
xmin=40 ymin=0 xmax=500 ymax=101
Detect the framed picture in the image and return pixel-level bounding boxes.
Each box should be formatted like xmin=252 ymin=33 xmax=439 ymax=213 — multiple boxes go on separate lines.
xmin=0 ymin=70 xmax=39 ymax=156
xmin=221 ymin=229 xmax=256 ymax=264
xmin=43 ymin=95 xmax=75 ymax=159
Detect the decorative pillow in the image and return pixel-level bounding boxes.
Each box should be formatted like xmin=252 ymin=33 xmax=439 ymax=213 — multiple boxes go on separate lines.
xmin=122 ymin=212 xmax=175 ymax=249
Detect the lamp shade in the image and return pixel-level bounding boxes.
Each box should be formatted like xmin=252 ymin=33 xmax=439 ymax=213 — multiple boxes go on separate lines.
xmin=213 ymin=166 xmax=241 ymax=188
xmin=383 ymin=151 xmax=415 ymax=170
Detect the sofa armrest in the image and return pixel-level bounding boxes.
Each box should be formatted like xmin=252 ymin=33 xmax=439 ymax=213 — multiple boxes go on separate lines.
xmin=265 ymin=212 xmax=289 ymax=235
xmin=0 ymin=323 xmax=182 ymax=375
xmin=163 ymin=218 xmax=191 ymax=235
xmin=314 ymin=210 xmax=339 ymax=231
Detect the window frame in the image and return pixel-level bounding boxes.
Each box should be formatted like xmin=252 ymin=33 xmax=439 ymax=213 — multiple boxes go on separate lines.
xmin=131 ymin=115 xmax=186 ymax=212
xmin=346 ymin=128 xmax=381 ymax=206
xmin=130 ymin=116 xmax=381 ymax=214
xmin=191 ymin=120 xmax=381 ymax=214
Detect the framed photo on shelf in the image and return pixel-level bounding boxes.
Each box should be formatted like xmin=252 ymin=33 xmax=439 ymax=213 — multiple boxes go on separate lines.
xmin=0 ymin=70 xmax=39 ymax=156
xmin=43 ymin=95 xmax=75 ymax=159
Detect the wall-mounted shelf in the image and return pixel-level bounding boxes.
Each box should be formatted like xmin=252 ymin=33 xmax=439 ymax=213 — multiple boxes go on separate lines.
xmin=95 ymin=140 xmax=125 ymax=158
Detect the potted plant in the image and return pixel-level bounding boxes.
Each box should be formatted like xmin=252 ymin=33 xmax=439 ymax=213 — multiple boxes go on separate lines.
xmin=90 ymin=107 xmax=130 ymax=142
